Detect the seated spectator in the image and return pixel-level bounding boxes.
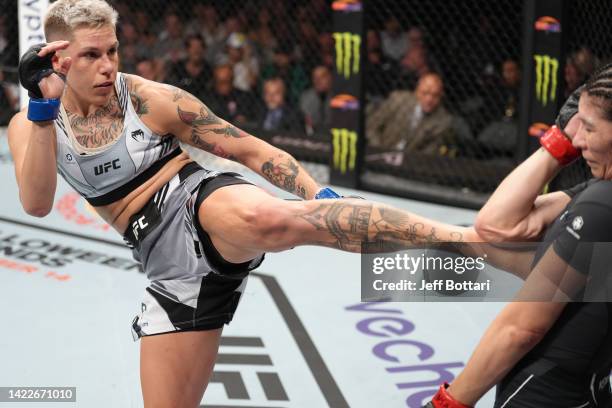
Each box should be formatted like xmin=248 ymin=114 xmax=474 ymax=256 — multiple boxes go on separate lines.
xmin=0 ymin=69 xmax=17 ymax=126
xmin=499 ymin=58 xmax=521 ymax=119
xmin=222 ymin=33 xmax=259 ymax=93
xmin=260 ymin=44 xmax=308 ymax=106
xmin=204 ymin=64 xmax=256 ymax=126
xmin=477 ymin=58 xmax=522 ymax=155
xmin=365 ymin=30 xmax=398 ymax=103
xmin=167 ymin=35 xmax=213 ymax=100
xmin=118 ymin=22 xmax=140 ymax=73
xmin=564 ymin=47 xmax=597 ymax=98
xmin=318 ymin=32 xmax=335 ymax=69
xmin=256 ymin=78 xmax=304 ymax=133
xmin=380 ymin=16 xmax=408 ymax=62
xmin=299 ymin=65 xmax=333 ymax=135
xmin=155 ymin=11 xmax=185 ymax=65
xmin=366 ymin=73 xmax=453 ymax=155
xmin=395 ymin=42 xmax=432 ymax=91
xmin=136 ymin=58 xmax=156 ymax=81
xmin=186 ymin=4 xmax=227 ymax=65
xmin=248 ymin=9 xmax=278 ymax=67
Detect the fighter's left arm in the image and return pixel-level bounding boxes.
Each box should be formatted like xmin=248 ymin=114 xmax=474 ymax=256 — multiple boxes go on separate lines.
xmin=128 ymin=75 xmax=321 ymax=199
xmin=437 ymin=239 xmax=592 ymax=406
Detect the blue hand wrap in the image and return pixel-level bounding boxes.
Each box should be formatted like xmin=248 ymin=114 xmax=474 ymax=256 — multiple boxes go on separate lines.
xmin=315 ymin=187 xmax=342 ymax=199
xmin=27 ymin=98 xmax=60 ymax=122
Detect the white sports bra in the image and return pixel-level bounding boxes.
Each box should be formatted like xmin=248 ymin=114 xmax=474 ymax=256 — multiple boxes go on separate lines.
xmin=54 ymin=73 xmax=181 ymax=206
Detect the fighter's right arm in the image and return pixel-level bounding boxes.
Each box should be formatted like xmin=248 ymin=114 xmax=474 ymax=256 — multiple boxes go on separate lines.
xmin=9 ymin=41 xmax=71 ymax=217
xmin=8 ymin=112 xmax=58 ymax=217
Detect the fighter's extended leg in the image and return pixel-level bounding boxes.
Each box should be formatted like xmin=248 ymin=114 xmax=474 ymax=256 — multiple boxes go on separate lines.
xmin=198 ymin=183 xmax=477 ymax=263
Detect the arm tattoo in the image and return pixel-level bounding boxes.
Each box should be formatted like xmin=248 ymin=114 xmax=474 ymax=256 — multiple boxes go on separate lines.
xmin=261 ymin=155 xmax=308 ymax=199
xmin=177 ymin=106 xmax=243 ymax=160
xmin=298 ymin=202 xmax=463 ymax=252
xmin=177 ymin=105 xmax=244 ymax=139
xmin=171 ymin=87 xmax=200 ymax=103
xmin=130 ymin=91 xmax=149 ymax=116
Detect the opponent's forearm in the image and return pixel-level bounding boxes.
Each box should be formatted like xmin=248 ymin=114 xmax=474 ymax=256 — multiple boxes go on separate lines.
xmin=477 ymin=148 xmax=560 ymax=232
xmin=292 ymin=198 xmax=476 ymax=252
xmin=248 ymin=145 xmax=321 ymax=199
xmin=447 ymin=321 xmax=541 ymax=405
xmin=19 ymin=123 xmax=57 ymax=215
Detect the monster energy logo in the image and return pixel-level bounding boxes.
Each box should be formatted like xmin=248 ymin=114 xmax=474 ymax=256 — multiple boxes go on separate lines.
xmin=332 ymin=128 xmax=357 ymax=174
xmin=534 ymin=55 xmax=558 ymax=106
xmin=333 ymin=32 xmax=361 ymax=80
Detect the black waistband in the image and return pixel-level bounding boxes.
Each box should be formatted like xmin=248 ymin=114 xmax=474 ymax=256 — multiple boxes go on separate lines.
xmin=122 ymin=161 xmax=204 ymax=247
xmin=86 ymin=147 xmax=183 ymax=207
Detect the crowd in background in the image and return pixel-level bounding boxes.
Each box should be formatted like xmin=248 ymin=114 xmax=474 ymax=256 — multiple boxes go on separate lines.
xmin=0 ymin=0 xmax=604 ymax=164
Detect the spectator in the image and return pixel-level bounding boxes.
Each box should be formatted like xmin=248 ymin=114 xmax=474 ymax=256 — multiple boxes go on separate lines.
xmin=565 ymin=47 xmax=597 ymax=98
xmin=167 ymin=35 xmax=213 ymax=100
xmin=366 ymin=73 xmax=453 ymax=155
xmin=0 ymin=15 xmax=17 ymax=66
xmin=0 ymin=69 xmax=18 ymax=125
xmin=135 ymin=58 xmax=157 ymax=81
xmin=294 ymin=5 xmax=320 ymax=74
xmin=248 ymin=9 xmax=278 ymax=67
xmin=380 ymin=16 xmax=408 ymax=61
xmin=395 ymin=42 xmax=432 ymax=90
xmin=477 ymin=58 xmax=522 ymax=155
xmin=133 ymin=10 xmax=151 ymax=36
xmin=260 ymin=44 xmax=308 ymax=106
xmin=205 ymin=64 xmax=256 ymax=126
xmin=118 ymin=22 xmax=141 ymax=73
xmin=155 ymin=12 xmax=185 ymax=64
xmin=221 ymin=33 xmax=259 ymax=93
xmin=499 ymin=58 xmax=521 ymax=119
xmin=256 ymin=78 xmax=304 ymax=133
xmin=366 ymin=29 xmax=398 ymax=103
xmin=300 ymin=65 xmax=333 ymax=135
xmin=187 ymin=4 xmax=227 ymax=64
xmin=318 ymin=32 xmax=335 ymax=69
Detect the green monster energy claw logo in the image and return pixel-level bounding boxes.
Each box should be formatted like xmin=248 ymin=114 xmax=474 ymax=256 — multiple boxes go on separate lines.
xmin=332 ymin=128 xmax=357 ymax=174
xmin=333 ymin=32 xmax=361 ymax=80
xmin=534 ymin=54 xmax=559 ymax=107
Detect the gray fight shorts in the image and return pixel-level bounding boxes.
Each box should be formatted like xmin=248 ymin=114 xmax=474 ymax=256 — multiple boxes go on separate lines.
xmin=125 ymin=162 xmax=264 ymax=339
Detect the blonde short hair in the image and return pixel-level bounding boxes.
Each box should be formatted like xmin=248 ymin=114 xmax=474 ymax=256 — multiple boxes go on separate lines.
xmin=44 ymin=0 xmax=118 ymax=41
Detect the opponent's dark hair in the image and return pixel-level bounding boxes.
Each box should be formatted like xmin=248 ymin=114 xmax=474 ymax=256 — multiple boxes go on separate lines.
xmin=584 ymin=61 xmax=612 ymax=121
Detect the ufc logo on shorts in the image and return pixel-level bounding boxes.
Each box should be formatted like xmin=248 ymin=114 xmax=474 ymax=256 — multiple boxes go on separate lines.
xmin=132 ymin=216 xmax=149 ymax=240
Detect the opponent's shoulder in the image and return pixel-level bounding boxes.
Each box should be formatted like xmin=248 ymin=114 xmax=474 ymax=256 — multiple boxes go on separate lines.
xmin=574 ymin=179 xmax=612 ymax=207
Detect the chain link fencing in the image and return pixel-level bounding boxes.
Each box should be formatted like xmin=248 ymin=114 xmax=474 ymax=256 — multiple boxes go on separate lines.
xmin=109 ymin=0 xmax=332 ymax=166
xmin=3 ymin=1 xmax=612 ymax=203
xmin=550 ymin=0 xmax=612 ymax=191
xmin=361 ymin=0 xmax=524 ymax=202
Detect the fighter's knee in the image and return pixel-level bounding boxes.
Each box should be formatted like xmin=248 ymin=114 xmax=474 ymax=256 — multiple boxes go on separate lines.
xmin=250 ymin=201 xmax=296 ymax=252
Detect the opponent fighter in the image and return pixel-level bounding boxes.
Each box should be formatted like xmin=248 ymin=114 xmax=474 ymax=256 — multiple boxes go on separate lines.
xmin=9 ymin=1 xmax=476 ymax=407
xmin=425 ymin=67 xmax=612 ymax=407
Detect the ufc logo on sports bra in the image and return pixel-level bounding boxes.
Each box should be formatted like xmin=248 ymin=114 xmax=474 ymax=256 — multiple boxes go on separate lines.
xmin=132 ymin=216 xmax=149 ymax=240
xmin=94 ymin=159 xmax=121 ymax=176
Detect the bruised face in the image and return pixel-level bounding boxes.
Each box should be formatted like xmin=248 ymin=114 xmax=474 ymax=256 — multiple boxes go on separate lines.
xmin=57 ymin=25 xmax=119 ymax=108
xmin=574 ymin=93 xmax=612 ymax=180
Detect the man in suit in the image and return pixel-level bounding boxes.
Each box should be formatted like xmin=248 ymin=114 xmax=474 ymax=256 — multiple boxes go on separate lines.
xmin=299 ymin=65 xmax=333 ymax=135
xmin=256 ymin=77 xmax=304 ymax=133
xmin=367 ymin=73 xmax=453 ymax=155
